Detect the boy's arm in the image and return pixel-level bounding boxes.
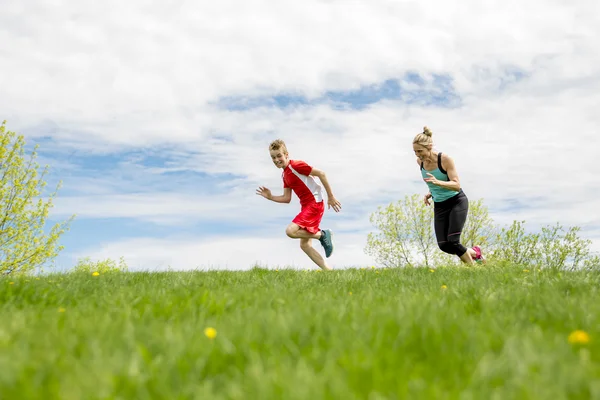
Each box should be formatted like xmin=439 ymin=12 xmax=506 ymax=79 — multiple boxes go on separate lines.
xmin=270 ymin=187 xmax=292 ymax=203
xmin=309 ymin=168 xmax=342 ymax=212
xmin=256 ymin=186 xmax=292 ymax=203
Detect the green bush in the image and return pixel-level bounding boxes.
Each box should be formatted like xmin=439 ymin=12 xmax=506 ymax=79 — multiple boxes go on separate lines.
xmin=71 ymin=256 xmax=129 ymax=274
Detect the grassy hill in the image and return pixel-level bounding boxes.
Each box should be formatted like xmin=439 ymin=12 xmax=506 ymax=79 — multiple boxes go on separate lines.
xmin=1 ymin=264 xmax=599 ymax=399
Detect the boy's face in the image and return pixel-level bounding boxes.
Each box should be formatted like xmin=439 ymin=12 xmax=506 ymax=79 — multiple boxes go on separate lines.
xmin=270 ymin=148 xmax=289 ymax=169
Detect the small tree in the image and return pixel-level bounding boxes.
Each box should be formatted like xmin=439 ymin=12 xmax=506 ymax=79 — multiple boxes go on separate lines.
xmin=583 ymin=254 xmax=600 ymax=270
xmin=488 ymin=220 xmax=539 ymax=265
xmin=365 ymin=194 xmax=494 ymax=268
xmin=491 ymin=221 xmax=597 ymax=271
xmin=365 ymin=196 xmax=423 ymax=268
xmin=0 ymin=121 xmax=74 ymax=275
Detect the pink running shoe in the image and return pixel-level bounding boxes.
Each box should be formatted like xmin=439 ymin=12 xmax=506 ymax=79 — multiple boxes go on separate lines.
xmin=472 ymin=246 xmax=486 ymax=264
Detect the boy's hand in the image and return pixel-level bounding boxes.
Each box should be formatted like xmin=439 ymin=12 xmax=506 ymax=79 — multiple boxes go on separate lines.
xmin=328 ymin=196 xmax=342 ymax=212
xmin=256 ymin=186 xmax=272 ymax=200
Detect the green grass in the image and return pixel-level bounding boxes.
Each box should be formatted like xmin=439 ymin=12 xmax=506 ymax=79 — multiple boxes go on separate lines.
xmin=1 ymin=264 xmax=600 ymax=399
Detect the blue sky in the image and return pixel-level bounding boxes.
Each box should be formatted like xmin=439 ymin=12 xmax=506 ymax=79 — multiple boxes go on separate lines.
xmin=216 ymin=73 xmax=464 ymax=111
xmin=1 ymin=0 xmax=599 ymax=271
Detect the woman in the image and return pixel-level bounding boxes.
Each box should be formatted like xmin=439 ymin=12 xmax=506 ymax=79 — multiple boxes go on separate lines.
xmin=413 ymin=126 xmax=485 ymax=264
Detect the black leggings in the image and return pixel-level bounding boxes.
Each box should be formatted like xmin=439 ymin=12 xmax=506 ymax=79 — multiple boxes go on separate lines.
xmin=434 ymin=190 xmax=469 ymax=257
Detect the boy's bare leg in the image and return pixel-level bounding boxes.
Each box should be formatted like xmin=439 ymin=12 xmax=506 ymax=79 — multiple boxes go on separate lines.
xmin=285 ymin=223 xmax=321 ymax=240
xmin=285 ymin=224 xmax=331 ymax=270
xmin=299 ymin=238 xmax=332 ymax=270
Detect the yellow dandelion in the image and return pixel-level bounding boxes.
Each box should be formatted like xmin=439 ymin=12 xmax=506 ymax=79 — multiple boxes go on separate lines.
xmin=58 ymin=307 xmax=66 ymax=313
xmin=568 ymin=330 xmax=590 ymax=345
xmin=441 ymin=285 xmax=447 ymax=290
xmin=204 ymin=327 xmax=217 ymax=339
xmin=523 ymin=269 xmax=530 ymax=273
xmin=371 ymin=266 xmax=375 ymax=269
xmin=430 ymin=269 xmax=435 ymax=273
xmin=92 ymin=272 xmax=100 ymax=276
xmin=9 ymin=282 xmax=14 ymax=285
xmin=349 ymin=292 xmax=352 ymax=295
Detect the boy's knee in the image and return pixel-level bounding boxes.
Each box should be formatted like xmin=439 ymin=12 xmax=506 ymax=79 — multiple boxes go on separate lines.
xmin=285 ymin=224 xmax=298 ymax=238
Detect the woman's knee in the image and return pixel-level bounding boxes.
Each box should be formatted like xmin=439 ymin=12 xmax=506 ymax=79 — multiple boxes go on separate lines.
xmin=438 ymin=241 xmax=455 ymax=254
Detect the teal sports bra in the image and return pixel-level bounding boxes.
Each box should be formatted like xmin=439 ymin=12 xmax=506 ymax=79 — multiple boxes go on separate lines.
xmin=420 ymin=152 xmax=460 ymax=202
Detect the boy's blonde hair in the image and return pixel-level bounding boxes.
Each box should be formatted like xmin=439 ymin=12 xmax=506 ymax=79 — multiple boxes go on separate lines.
xmin=269 ymin=139 xmax=288 ymax=154
xmin=413 ymin=126 xmax=433 ymax=148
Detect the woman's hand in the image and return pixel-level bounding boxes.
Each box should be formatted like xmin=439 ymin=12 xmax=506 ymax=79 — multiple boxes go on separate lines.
xmin=424 ymin=173 xmax=440 ymax=185
xmin=424 ymin=192 xmax=432 ymax=206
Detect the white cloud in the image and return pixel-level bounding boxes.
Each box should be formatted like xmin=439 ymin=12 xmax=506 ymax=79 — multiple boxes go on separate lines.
xmin=2 ymin=0 xmax=600 ymax=269
xmin=51 ymin=191 xmax=293 ymax=226
xmin=3 ymin=0 xmax=598 ymax=144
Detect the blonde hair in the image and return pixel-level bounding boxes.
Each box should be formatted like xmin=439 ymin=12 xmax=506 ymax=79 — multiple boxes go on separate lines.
xmin=413 ymin=126 xmax=433 ymax=148
xmin=269 ymin=139 xmax=288 ymax=154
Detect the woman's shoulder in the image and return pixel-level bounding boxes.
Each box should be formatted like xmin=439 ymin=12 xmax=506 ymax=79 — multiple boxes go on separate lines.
xmin=440 ymin=152 xmax=455 ymax=166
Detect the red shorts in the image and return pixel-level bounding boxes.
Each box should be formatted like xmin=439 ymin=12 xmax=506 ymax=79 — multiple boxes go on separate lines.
xmin=292 ymin=201 xmax=325 ymax=234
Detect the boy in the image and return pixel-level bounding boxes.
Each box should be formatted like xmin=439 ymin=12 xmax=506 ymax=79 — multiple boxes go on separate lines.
xmin=256 ymin=139 xmax=342 ymax=270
